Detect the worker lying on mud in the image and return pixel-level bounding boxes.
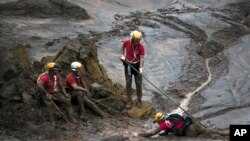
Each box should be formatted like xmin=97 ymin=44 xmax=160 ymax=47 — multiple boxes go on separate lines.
xmin=139 ymin=112 xmax=227 ymax=138
xmin=65 ymin=61 xmax=105 ymax=119
xmin=37 ymin=62 xmax=77 ymax=123
xmin=120 ymin=30 xmax=145 ymax=109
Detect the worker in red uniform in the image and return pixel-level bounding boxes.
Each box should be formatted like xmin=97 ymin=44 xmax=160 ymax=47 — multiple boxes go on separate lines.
xmin=65 ymin=61 xmax=105 ymax=119
xmin=37 ymin=62 xmax=76 ymax=123
xmin=120 ymin=30 xmax=145 ymax=108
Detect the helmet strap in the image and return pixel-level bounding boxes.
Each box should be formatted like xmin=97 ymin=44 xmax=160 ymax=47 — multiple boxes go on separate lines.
xmin=72 ymin=70 xmax=79 ymax=77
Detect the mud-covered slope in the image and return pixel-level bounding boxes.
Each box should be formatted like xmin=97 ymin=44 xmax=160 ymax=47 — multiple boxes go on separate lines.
xmin=0 ymin=0 xmax=90 ymax=19
xmin=96 ymin=0 xmax=250 ymax=133
xmin=0 ymin=36 xmax=128 ymax=141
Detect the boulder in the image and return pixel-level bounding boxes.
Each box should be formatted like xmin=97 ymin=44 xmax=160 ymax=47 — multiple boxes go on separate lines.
xmin=126 ymin=101 xmax=153 ymax=118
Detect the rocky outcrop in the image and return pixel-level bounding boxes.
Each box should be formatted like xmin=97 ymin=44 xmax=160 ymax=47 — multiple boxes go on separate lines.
xmin=0 ymin=0 xmax=90 ymax=19
xmin=198 ymin=40 xmax=224 ymax=58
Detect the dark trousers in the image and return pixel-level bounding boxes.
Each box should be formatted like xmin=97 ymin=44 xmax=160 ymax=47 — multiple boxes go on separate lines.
xmin=123 ymin=62 xmax=142 ymax=103
xmin=36 ymin=90 xmax=73 ymax=122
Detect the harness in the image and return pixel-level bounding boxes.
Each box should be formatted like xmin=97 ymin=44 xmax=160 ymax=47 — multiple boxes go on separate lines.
xmin=37 ymin=71 xmax=58 ymax=94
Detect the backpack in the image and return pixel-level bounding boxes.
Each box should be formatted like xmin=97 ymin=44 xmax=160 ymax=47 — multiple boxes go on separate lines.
xmin=165 ymin=114 xmax=184 ymax=123
xmin=165 ymin=114 xmax=193 ymax=136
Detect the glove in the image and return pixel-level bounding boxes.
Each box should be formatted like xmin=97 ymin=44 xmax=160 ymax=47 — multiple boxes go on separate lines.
xmin=120 ymin=55 xmax=125 ymax=61
xmin=45 ymin=93 xmax=52 ymax=101
xmin=139 ymin=68 xmax=143 ymax=74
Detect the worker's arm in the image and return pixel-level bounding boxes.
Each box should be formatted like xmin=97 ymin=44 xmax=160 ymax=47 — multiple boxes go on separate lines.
xmin=58 ymin=82 xmax=70 ymax=98
xmin=37 ymin=81 xmax=52 ymax=100
xmin=139 ymin=55 xmax=144 ymax=68
xmin=139 ymin=127 xmax=161 ymax=138
xmin=71 ymin=83 xmax=87 ymax=91
xmin=120 ymin=44 xmax=126 ymax=61
xmin=121 ymin=44 xmax=125 ymax=56
xmin=71 ymin=83 xmax=91 ymax=97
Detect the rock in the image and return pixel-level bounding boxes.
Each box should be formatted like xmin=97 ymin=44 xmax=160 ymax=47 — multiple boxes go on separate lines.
xmin=0 ymin=80 xmax=20 ymax=101
xmin=0 ymin=45 xmax=31 ymax=82
xmin=126 ymin=101 xmax=153 ymax=118
xmin=59 ymin=123 xmax=76 ymax=131
xmin=91 ymin=83 xmax=114 ymax=98
xmin=198 ymin=40 xmax=224 ymax=58
xmin=22 ymin=91 xmax=33 ymax=103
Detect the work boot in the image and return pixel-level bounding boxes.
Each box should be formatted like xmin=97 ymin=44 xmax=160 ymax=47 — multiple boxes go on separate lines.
xmin=136 ymin=100 xmax=142 ymax=108
xmin=126 ymin=101 xmax=133 ymax=109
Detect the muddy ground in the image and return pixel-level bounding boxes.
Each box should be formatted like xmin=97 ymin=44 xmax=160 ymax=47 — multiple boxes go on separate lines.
xmin=0 ymin=0 xmax=250 ymax=141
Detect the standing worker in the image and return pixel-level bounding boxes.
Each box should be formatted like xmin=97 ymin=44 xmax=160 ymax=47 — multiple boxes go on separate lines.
xmin=37 ymin=62 xmax=76 ymax=123
xmin=65 ymin=61 xmax=105 ymax=119
xmin=120 ymin=30 xmax=145 ymax=109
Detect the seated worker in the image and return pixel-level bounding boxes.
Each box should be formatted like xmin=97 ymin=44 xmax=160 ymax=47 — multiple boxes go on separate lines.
xmin=139 ymin=112 xmax=227 ymax=138
xmin=65 ymin=61 xmax=105 ymax=119
xmin=37 ymin=62 xmax=76 ymax=123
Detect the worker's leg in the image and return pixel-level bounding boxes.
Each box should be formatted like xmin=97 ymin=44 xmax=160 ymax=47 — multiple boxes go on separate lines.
xmin=43 ymin=99 xmax=55 ymax=122
xmin=55 ymin=93 xmax=76 ymax=123
xmin=184 ymin=124 xmax=200 ymax=137
xmin=124 ymin=65 xmax=133 ymax=108
xmin=134 ymin=73 xmax=142 ymax=107
xmin=83 ymin=95 xmax=104 ymax=118
xmin=71 ymin=91 xmax=86 ymax=120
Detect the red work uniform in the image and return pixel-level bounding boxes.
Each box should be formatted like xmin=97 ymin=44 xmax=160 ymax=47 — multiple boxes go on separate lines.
xmin=122 ymin=39 xmax=145 ymax=63
xmin=65 ymin=73 xmax=83 ymax=90
xmin=158 ymin=120 xmax=186 ymax=134
xmin=37 ymin=72 xmax=62 ymax=94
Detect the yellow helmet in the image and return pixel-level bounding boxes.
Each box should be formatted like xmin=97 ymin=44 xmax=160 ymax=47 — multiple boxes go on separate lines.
xmin=130 ymin=30 xmax=142 ymax=40
xmin=71 ymin=61 xmax=82 ymax=71
xmin=45 ymin=62 xmax=56 ymax=70
xmin=153 ymin=112 xmax=165 ymax=123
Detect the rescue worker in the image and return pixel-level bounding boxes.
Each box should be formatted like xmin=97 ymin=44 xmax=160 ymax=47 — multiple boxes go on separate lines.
xmin=120 ymin=30 xmax=145 ymax=109
xmin=37 ymin=62 xmax=76 ymax=123
xmin=139 ymin=112 xmax=227 ymax=138
xmin=65 ymin=61 xmax=105 ymax=118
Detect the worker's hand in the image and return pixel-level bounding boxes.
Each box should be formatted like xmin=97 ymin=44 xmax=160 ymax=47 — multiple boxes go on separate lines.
xmin=45 ymin=93 xmax=52 ymax=101
xmin=86 ymin=91 xmax=92 ymax=98
xmin=120 ymin=55 xmax=125 ymax=61
xmin=64 ymin=93 xmax=70 ymax=98
xmin=82 ymin=88 xmax=92 ymax=97
xmin=139 ymin=68 xmax=143 ymax=74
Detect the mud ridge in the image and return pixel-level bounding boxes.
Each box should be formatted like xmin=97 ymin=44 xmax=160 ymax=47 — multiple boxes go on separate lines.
xmin=0 ymin=0 xmax=90 ymax=19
